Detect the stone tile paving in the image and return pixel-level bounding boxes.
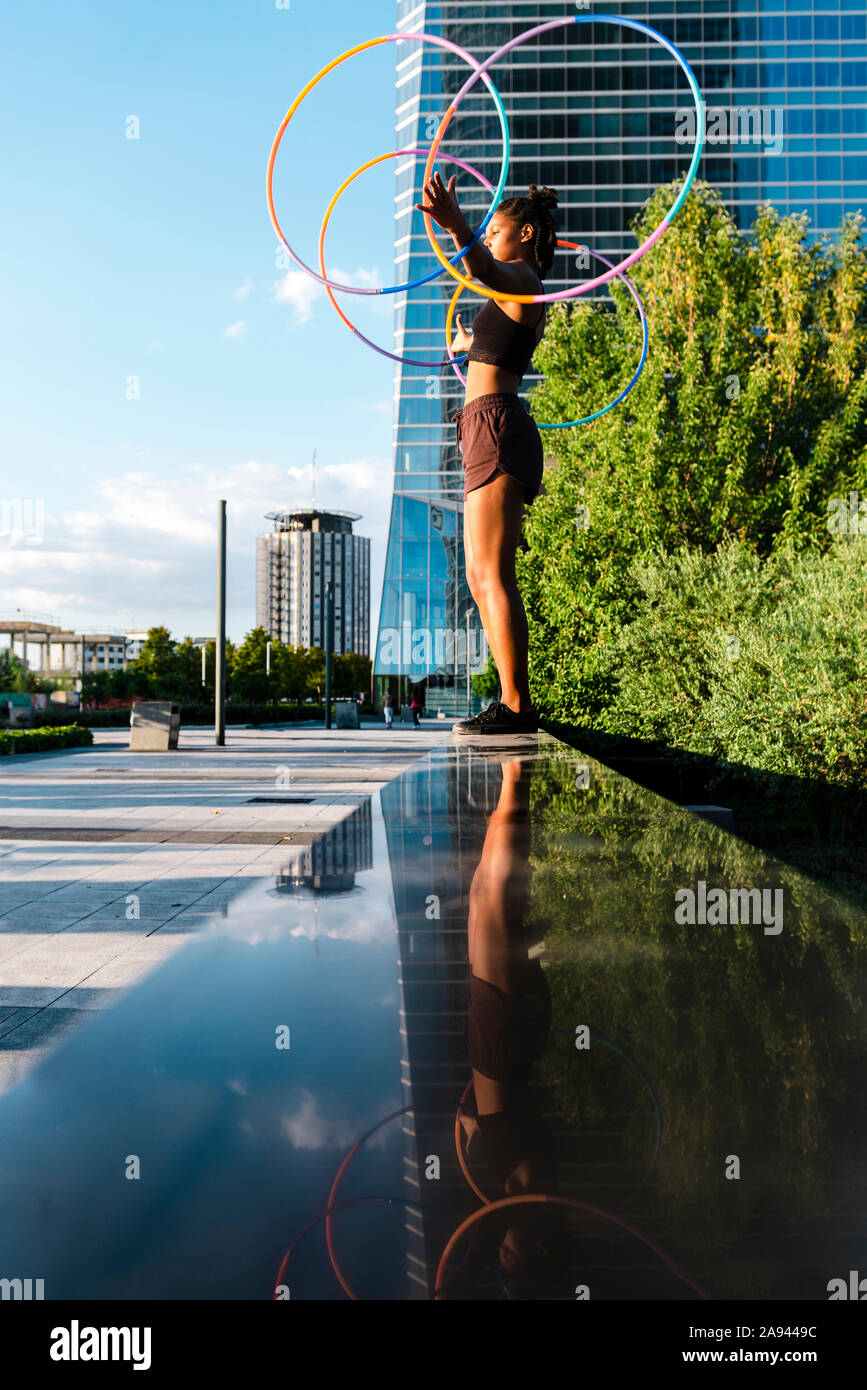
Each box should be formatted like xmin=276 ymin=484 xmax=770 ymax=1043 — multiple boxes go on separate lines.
xmin=0 ymin=721 xmax=450 ymax=1092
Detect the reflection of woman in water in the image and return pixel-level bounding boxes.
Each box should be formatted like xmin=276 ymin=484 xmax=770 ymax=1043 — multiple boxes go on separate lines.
xmin=458 ymin=753 xmax=570 ymax=1296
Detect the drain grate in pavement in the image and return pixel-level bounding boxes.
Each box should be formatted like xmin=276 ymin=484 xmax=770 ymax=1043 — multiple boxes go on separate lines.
xmin=245 ymin=797 xmax=314 ymax=804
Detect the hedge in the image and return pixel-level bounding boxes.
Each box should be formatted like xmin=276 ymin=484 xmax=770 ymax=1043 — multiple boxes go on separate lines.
xmin=595 ymin=538 xmax=867 ymax=790
xmin=0 ymin=724 xmax=94 ymax=756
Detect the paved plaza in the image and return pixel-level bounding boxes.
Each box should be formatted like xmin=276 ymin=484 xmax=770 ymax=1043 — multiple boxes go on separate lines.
xmin=0 ymin=719 xmax=451 ymax=1095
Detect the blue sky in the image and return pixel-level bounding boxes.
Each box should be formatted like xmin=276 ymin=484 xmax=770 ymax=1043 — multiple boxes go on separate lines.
xmin=1 ymin=0 xmax=405 ymax=649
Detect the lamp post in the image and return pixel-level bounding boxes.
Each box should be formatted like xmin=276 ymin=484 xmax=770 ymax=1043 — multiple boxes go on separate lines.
xmin=266 ymin=641 xmax=272 ymax=676
xmin=215 ymin=500 xmax=227 ymax=746
xmin=201 ymin=644 xmax=206 ymax=688
xmin=324 ymin=581 xmax=333 ymax=730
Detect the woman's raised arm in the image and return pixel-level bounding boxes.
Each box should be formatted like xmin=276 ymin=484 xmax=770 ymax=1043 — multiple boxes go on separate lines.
xmin=415 ymin=173 xmax=539 ymax=296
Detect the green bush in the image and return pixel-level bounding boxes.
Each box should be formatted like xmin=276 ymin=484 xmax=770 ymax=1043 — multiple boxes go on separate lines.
xmin=596 ymin=537 xmax=867 ymax=788
xmin=520 ymin=183 xmax=867 ymax=731
xmin=0 ymin=724 xmax=94 ymax=756
xmin=33 ymin=702 xmax=328 ymax=730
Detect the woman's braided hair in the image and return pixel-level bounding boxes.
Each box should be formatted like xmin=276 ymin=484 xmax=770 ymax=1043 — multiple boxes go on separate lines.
xmin=496 ymin=184 xmax=559 ymax=278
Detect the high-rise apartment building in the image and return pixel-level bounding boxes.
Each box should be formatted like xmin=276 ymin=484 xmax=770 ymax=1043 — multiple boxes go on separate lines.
xmin=374 ymin=0 xmax=866 ymax=714
xmin=256 ymin=509 xmax=370 ymax=655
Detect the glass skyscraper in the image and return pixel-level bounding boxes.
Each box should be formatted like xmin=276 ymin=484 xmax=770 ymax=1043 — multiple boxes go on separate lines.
xmin=373 ymin=0 xmax=867 ymax=716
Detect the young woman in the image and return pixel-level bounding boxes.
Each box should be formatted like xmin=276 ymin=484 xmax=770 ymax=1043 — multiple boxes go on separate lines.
xmin=415 ymin=175 xmax=558 ymax=736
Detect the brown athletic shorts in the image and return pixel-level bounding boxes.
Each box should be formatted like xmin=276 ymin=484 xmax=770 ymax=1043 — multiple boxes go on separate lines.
xmin=451 ymin=392 xmax=544 ymax=505
xmin=466 ymin=962 xmax=552 ymax=1083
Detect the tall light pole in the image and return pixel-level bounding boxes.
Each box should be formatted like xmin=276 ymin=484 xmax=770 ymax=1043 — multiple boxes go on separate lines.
xmin=201 ymin=643 xmax=206 ymax=688
xmin=266 ymin=640 xmax=272 ymax=676
xmin=324 ymin=580 xmax=333 ymax=730
xmin=215 ymin=500 xmax=227 ymax=746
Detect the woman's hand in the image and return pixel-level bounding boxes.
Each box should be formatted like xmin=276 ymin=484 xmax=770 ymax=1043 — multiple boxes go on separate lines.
xmin=415 ymin=171 xmax=464 ymax=235
xmin=451 ymin=313 xmax=473 ymax=355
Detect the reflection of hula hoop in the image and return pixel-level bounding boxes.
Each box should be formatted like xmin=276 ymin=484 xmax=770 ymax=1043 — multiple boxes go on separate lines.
xmin=276 ymin=1072 xmax=691 ymax=1300
xmin=323 ymin=1103 xmax=412 ymax=1299
xmin=422 ymin=15 xmax=705 ymax=304
xmin=434 ymin=1193 xmax=710 ymax=1300
xmin=266 ymin=32 xmax=509 ymax=297
xmin=446 ymin=240 xmax=649 ymax=428
xmin=320 ymin=149 xmax=494 ymax=368
xmin=272 ymin=1193 xmax=453 ymax=1299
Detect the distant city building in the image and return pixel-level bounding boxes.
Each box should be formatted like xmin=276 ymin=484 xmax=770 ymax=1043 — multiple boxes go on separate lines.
xmin=256 ymin=509 xmax=370 ymax=656
xmin=80 ymin=634 xmax=127 ymax=671
xmin=0 ymin=622 xmax=161 ymax=676
xmin=0 ymin=622 xmax=82 ymax=675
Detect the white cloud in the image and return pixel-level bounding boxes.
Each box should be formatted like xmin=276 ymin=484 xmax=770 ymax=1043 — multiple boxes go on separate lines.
xmin=279 ymin=1091 xmax=358 ymax=1151
xmin=317 ymin=458 xmax=388 ymax=493
xmin=272 ymin=266 xmax=384 ymax=324
xmin=330 ymin=265 xmax=383 ymax=291
xmin=233 ymin=280 xmax=253 ymax=299
xmin=272 ymin=270 xmax=324 ymax=324
xmin=0 ymin=456 xmax=391 ymax=638
xmin=222 ymin=319 xmax=248 ymax=339
xmin=279 ymin=1091 xmax=398 ymax=1153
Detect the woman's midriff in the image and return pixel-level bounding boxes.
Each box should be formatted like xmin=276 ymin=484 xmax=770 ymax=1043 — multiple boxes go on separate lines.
xmin=462 ymin=360 xmax=521 ymax=405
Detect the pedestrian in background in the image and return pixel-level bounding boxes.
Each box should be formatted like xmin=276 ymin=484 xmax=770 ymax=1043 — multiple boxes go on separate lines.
xmin=383 ymin=689 xmax=394 ymax=730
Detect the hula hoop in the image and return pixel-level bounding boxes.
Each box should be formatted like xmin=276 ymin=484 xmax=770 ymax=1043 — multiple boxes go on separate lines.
xmin=319 ymin=148 xmax=494 ymax=369
xmin=324 ymin=1103 xmax=413 ymax=1300
xmin=272 ymin=1192 xmax=454 ymax=1299
xmin=434 ymin=1193 xmax=710 ymax=1300
xmin=422 ymin=14 xmax=705 ymax=304
xmin=446 ymin=240 xmax=649 ymax=428
xmin=267 ymin=32 xmax=510 ymax=298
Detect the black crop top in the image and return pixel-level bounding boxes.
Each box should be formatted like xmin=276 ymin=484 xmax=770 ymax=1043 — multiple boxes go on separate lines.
xmin=466 ymin=299 xmax=547 ymax=379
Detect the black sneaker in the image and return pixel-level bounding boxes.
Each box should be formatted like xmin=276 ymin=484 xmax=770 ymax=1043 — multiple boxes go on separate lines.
xmin=452 ymin=701 xmax=539 ymax=736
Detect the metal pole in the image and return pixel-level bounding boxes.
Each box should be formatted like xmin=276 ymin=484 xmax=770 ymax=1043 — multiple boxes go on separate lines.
xmin=215 ymin=499 xmax=226 ymax=746
xmin=266 ymin=641 xmax=272 ymax=676
xmin=324 ymin=580 xmax=333 ymax=730
xmin=465 ymin=610 xmax=472 ymax=715
xmin=201 ymin=644 xmax=206 ymax=688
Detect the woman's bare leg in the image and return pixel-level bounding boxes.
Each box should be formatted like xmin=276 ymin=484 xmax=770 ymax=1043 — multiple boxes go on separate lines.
xmin=464 ymin=474 xmax=532 ymax=713
xmin=462 ymin=502 xmax=489 ymax=641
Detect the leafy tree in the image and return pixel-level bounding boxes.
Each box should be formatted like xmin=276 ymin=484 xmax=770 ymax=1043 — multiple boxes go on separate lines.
xmin=172 ymin=636 xmax=209 ymax=702
xmin=520 ymin=181 xmax=867 ymax=725
xmin=132 ymin=627 xmax=177 ymax=686
xmin=268 ymin=642 xmax=307 ymax=702
xmin=230 ymin=626 xmax=272 ymax=704
xmin=301 ymin=645 xmax=326 ymax=701
xmin=75 ymin=622 xmax=365 ymax=709
xmin=0 ymin=647 xmax=31 ymax=692
xmin=332 ymin=650 xmax=372 ymax=696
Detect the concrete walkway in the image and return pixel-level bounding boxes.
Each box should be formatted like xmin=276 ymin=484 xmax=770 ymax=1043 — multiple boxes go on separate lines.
xmin=0 ymin=719 xmax=451 ymax=1094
